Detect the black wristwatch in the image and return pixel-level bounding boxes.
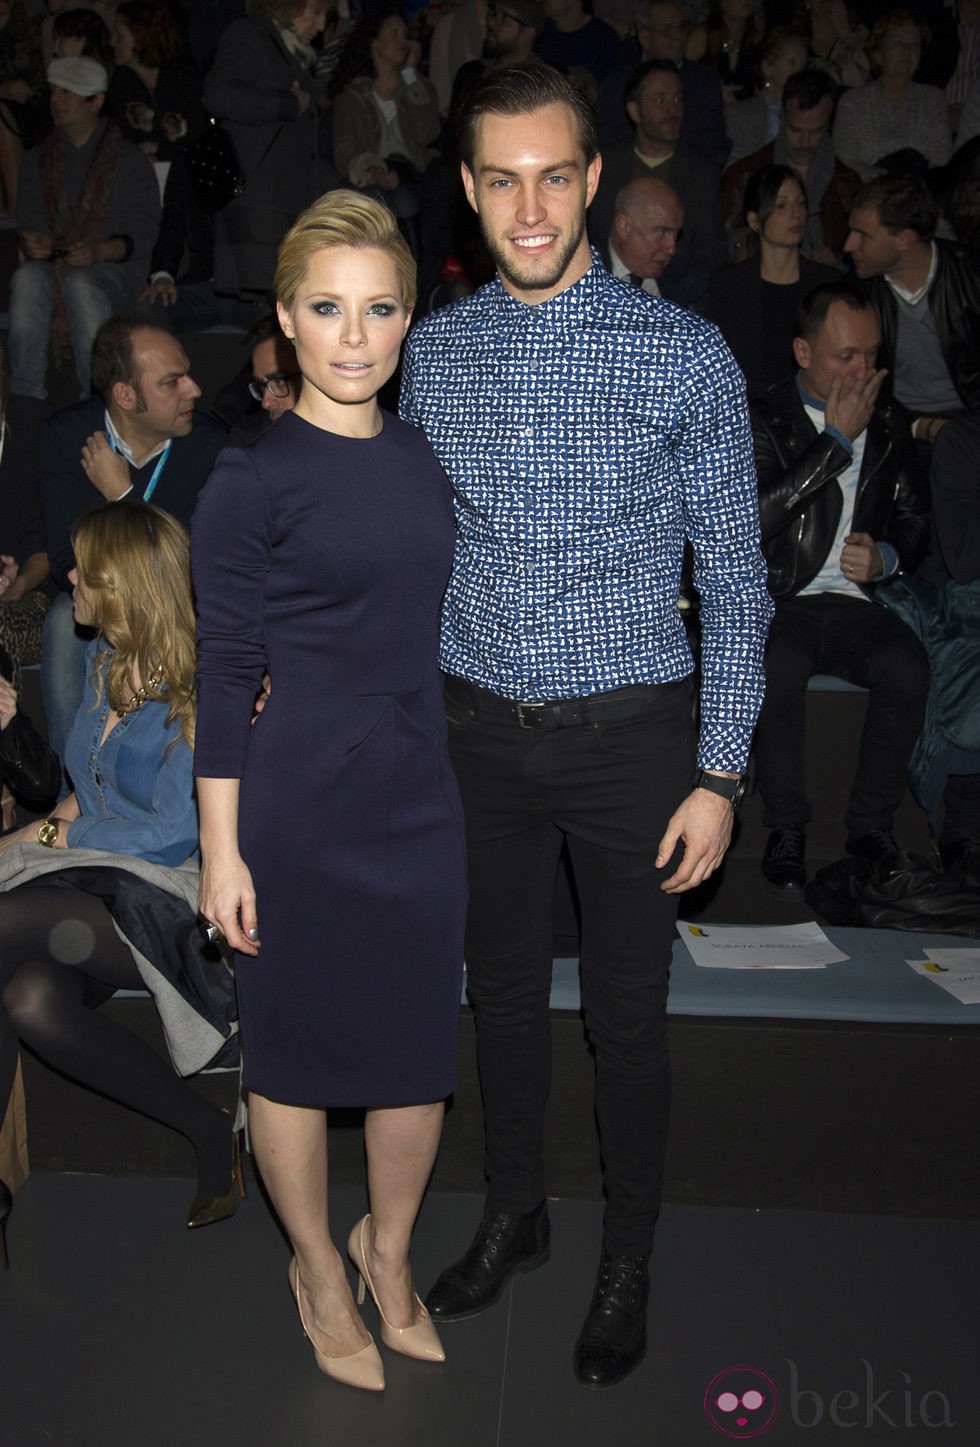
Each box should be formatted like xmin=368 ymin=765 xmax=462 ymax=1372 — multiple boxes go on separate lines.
xmin=692 ymin=769 xmax=746 ymax=810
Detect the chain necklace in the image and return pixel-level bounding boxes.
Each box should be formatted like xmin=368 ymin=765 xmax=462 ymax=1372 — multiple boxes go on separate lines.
xmin=115 ymin=669 xmax=166 ymax=718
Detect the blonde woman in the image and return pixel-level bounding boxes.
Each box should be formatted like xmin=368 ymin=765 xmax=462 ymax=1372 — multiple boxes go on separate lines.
xmin=0 ymin=502 xmax=241 ymax=1268
xmin=193 ymin=190 xmax=465 ymax=1392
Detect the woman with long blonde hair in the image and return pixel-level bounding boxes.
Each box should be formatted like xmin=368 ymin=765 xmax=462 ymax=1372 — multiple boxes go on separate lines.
xmin=0 ymin=502 xmax=240 ymax=1269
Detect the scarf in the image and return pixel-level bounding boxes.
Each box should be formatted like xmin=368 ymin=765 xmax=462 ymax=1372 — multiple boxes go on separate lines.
xmin=275 ymin=21 xmax=317 ymax=71
xmin=37 ymin=119 xmax=124 ymax=367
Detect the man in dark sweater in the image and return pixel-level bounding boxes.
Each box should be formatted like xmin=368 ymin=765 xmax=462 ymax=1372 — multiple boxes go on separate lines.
xmin=590 ymin=59 xmax=727 ymax=271
xmin=40 ymin=316 xmax=227 ymax=769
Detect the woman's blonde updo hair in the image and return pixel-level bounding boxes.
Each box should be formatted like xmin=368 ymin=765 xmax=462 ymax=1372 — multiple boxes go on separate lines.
xmin=72 ymin=502 xmax=197 ymax=748
xmin=275 ymin=188 xmax=417 ymax=314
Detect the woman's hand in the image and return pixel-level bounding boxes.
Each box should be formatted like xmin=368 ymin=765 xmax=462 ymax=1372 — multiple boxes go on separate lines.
xmin=199 ymin=851 xmax=261 ymax=956
xmin=0 ymin=677 xmax=16 ymax=730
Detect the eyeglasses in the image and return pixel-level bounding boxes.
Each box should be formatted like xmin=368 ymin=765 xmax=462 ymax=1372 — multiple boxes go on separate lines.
xmin=248 ymin=371 xmax=300 ymax=401
xmin=487 ymin=6 xmax=525 ymax=24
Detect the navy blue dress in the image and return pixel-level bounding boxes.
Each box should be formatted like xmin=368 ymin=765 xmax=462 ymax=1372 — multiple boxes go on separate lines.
xmin=192 ymin=410 xmax=466 ymax=1108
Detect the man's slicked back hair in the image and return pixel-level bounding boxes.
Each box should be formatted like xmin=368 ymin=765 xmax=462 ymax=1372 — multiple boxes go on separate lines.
xmin=458 ymin=60 xmax=599 ymax=171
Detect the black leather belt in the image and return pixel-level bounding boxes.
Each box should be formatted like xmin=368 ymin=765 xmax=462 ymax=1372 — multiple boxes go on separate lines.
xmin=444 ymin=675 xmax=674 ymax=730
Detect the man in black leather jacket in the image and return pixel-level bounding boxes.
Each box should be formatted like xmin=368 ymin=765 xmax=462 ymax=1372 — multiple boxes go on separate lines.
xmin=844 ymin=174 xmax=980 ymax=456
xmin=750 ymin=280 xmax=931 ymax=891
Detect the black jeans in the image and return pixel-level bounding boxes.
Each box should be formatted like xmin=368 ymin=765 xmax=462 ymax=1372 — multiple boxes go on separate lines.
xmin=754 ymin=593 xmax=930 ymax=835
xmin=445 ymin=675 xmax=696 ymax=1255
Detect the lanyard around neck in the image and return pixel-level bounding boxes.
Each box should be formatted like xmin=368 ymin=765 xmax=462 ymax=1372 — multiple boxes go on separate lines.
xmin=108 ymin=435 xmax=172 ymax=502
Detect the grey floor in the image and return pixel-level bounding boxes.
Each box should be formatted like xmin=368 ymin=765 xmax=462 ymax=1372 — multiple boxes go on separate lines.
xmin=2 ymin=1173 xmax=979 ymax=1447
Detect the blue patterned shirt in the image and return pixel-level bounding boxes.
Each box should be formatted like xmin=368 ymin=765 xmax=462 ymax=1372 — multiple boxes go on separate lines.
xmin=400 ymin=255 xmax=773 ymax=771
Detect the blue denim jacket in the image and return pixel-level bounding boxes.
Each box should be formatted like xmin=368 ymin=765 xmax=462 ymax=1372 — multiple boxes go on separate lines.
xmin=63 ymin=642 xmax=199 ymax=867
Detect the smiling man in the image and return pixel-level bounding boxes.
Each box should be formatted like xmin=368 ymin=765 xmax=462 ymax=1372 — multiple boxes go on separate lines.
xmin=39 ymin=316 xmax=227 ymax=768
xmin=401 ymin=62 xmax=771 ymax=1390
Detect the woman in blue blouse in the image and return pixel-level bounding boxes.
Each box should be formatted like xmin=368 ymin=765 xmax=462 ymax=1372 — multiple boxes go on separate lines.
xmin=0 ymin=502 xmax=240 ymax=1268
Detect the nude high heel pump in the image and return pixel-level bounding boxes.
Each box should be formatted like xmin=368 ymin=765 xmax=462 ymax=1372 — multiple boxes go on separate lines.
xmin=288 ymin=1257 xmax=385 ymax=1392
xmin=347 ymin=1215 xmax=446 ymax=1363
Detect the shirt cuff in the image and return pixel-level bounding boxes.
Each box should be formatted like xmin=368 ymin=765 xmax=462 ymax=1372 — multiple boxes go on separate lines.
xmin=823 ymin=424 xmax=853 ymax=454
xmin=874 ymin=541 xmax=899 ymax=580
xmin=149 ymin=270 xmax=175 ymax=283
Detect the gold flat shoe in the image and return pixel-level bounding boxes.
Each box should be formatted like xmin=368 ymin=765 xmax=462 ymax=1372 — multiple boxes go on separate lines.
xmin=289 ymin=1257 xmax=385 ymax=1392
xmin=348 ymin=1214 xmax=446 ymax=1363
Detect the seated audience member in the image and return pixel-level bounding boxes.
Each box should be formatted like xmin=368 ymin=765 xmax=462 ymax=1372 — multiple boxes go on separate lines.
xmin=535 ymin=0 xmax=622 ymax=90
xmin=597 ymin=0 xmax=729 ymax=164
xmin=138 ymin=156 xmax=263 ymax=333
xmin=799 ymin=0 xmax=869 ymax=92
xmin=9 ymin=56 xmax=160 ymax=401
xmin=713 ymin=163 xmax=841 ymax=395
xmin=331 ymin=9 xmax=440 ymax=236
xmin=450 ymin=0 xmax=543 ymax=117
xmin=41 ymin=0 xmax=114 ymax=68
xmin=591 ymin=59 xmax=728 ymax=272
xmin=203 ymin=0 xmax=328 ymax=300
xmin=51 ymin=7 xmax=114 ymax=72
xmin=750 ymin=280 xmax=930 ymax=891
xmin=0 ymin=502 xmax=240 ymax=1269
xmin=686 ymin=0 xmax=763 ymax=103
xmin=886 ymin=411 xmax=980 ymax=888
xmin=0 ymin=343 xmax=52 ymax=694
xmin=107 ymin=1 xmax=205 ymax=164
xmin=605 ymin=173 xmax=713 ymax=314
xmin=724 ymin=67 xmax=861 ymax=262
xmin=832 ymin=10 xmax=952 ymax=182
xmin=227 ymin=314 xmax=301 ymax=445
xmin=40 ymin=315 xmax=227 ymax=768
xmin=725 ymin=27 xmax=809 ymax=168
xmin=844 ymin=174 xmax=980 ymax=444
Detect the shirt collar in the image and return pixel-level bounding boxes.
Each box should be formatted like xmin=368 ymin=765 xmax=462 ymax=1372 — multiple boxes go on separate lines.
xmin=884 ymin=242 xmax=937 ymax=305
xmin=104 ymin=409 xmax=170 ymax=468
xmin=795 ymin=373 xmax=826 ymax=412
xmin=489 ymin=248 xmax=608 ymax=331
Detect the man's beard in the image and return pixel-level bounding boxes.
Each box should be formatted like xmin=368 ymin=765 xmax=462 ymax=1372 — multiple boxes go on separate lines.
xmin=480 ymin=211 xmax=588 ymax=296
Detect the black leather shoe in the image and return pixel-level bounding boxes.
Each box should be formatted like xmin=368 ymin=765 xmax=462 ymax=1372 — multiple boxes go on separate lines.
xmin=424 ymin=1200 xmax=550 ymax=1321
xmin=761 ymin=828 xmax=806 ymax=892
xmin=845 ymin=829 xmax=906 ymax=870
xmin=574 ymin=1250 xmax=649 ymax=1389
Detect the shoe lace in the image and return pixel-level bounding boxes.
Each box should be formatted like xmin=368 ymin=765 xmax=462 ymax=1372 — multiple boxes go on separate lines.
xmin=768 ymin=830 xmax=803 ymax=860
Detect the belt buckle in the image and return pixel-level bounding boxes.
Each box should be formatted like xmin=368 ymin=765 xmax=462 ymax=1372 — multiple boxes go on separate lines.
xmin=515 ymin=700 xmax=546 ymax=729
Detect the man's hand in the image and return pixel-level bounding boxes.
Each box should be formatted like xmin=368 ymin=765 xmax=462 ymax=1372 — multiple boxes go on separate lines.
xmin=140 ymin=276 xmax=178 ymax=306
xmin=657 ymin=787 xmax=734 ymax=893
xmin=81 ymin=431 xmax=132 ymax=501
xmin=824 ymin=368 xmax=887 ymax=442
xmin=21 ymin=229 xmax=53 ymax=260
xmin=367 ymin=164 xmax=400 ymax=191
xmin=65 ymin=241 xmax=98 ymax=268
xmin=840 ymin=531 xmax=883 ymax=583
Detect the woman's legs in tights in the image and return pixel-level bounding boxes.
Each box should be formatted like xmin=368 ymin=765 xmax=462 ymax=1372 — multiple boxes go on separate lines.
xmin=247 ymin=1092 xmax=443 ymax=1350
xmin=0 ymin=886 xmax=232 ymax=1199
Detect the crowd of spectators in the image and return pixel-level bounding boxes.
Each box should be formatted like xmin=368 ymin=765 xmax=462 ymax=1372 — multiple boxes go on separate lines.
xmin=1 ymin=0 xmax=978 ymax=883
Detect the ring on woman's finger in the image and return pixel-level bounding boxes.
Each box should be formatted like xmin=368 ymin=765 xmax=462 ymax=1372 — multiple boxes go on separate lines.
xmin=202 ymin=922 xmax=222 ymax=944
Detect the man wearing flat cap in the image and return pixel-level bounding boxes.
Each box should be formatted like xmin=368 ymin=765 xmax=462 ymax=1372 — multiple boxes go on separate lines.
xmin=9 ymin=56 xmax=160 ymax=400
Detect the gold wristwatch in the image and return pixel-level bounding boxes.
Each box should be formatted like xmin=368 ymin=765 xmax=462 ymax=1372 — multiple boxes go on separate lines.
xmin=37 ymin=818 xmax=61 ymax=848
